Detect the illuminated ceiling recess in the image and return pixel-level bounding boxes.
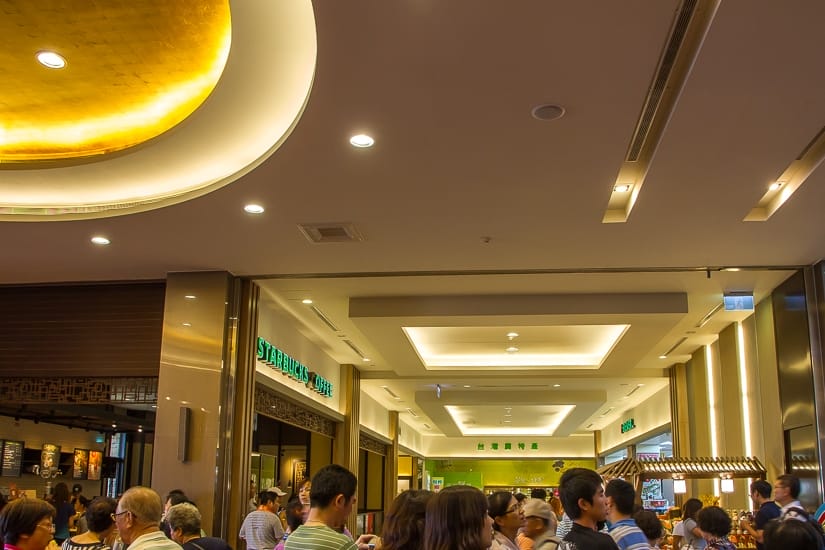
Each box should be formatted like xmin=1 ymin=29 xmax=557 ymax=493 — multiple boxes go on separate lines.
xmin=402 ymin=325 xmax=629 ymax=369
xmin=3 ymin=1 xmax=232 ymax=161
xmin=0 ymin=1 xmax=317 ymax=220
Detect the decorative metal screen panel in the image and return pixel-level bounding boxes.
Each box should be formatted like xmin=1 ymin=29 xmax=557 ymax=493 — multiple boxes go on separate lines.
xmin=0 ymin=377 xmax=158 ymax=404
xmin=255 ymin=386 xmax=336 ymax=437
xmin=359 ymin=432 xmax=387 ymax=456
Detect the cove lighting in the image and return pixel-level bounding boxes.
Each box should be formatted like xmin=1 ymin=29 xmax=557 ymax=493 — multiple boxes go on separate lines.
xmin=37 ymin=51 xmax=66 ymax=69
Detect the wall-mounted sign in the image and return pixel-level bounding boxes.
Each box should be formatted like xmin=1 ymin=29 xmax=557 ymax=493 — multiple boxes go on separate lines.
xmin=256 ymin=337 xmax=333 ymax=398
xmin=1 ymin=440 xmax=24 ymax=477
xmin=621 ymin=418 xmax=636 ymax=434
xmin=41 ymin=443 xmax=60 ymax=475
xmin=73 ymin=449 xmax=89 ymax=480
xmin=88 ymin=450 xmax=103 ymax=481
xmin=477 ymin=442 xmax=539 ymax=451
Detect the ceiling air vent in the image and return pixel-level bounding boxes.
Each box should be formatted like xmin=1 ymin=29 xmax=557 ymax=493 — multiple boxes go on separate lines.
xmin=381 ymin=386 xmax=401 ymax=400
xmin=309 ymin=305 xmax=340 ymax=332
xmin=298 ymin=222 xmax=364 ymax=243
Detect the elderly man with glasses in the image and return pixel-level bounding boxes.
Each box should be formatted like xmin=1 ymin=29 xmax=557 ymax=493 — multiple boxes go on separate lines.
xmin=113 ymin=486 xmax=181 ymax=550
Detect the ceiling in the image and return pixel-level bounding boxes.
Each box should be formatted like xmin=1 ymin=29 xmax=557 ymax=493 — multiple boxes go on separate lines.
xmin=3 ymin=1 xmax=825 ymax=446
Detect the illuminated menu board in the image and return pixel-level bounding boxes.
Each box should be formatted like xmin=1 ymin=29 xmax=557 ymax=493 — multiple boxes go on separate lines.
xmin=2 ymin=440 xmax=24 ymax=477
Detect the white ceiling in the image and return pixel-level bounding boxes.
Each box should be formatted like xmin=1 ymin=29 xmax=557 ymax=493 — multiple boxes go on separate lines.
xmin=3 ymin=1 xmax=825 ymax=443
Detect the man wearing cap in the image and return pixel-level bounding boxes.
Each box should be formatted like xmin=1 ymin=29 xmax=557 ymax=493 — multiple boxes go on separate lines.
xmin=240 ymin=489 xmax=286 ymax=550
xmin=521 ymin=499 xmax=561 ymax=550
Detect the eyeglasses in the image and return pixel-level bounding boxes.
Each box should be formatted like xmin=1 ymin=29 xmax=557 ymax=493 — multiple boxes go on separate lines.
xmin=111 ymin=510 xmax=131 ymax=521
xmin=37 ymin=523 xmax=55 ymax=533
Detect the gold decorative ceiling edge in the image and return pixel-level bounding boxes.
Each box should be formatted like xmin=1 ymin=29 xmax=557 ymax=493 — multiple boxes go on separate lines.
xmin=0 ymin=0 xmax=317 ymax=221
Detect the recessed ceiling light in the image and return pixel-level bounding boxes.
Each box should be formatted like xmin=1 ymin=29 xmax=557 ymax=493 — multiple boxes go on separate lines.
xmin=350 ymin=134 xmax=374 ymax=148
xmin=768 ymin=181 xmax=783 ymax=191
xmin=658 ymin=355 xmax=667 ymax=359
xmin=90 ymin=236 xmax=110 ymax=245
xmin=505 ymin=346 xmax=519 ymax=353
xmin=503 ymin=419 xmax=513 ymax=423
xmin=182 ymin=322 xmax=192 ymax=327
xmin=244 ymin=204 xmax=265 ymax=214
xmin=302 ymin=299 xmax=313 ymax=304
xmin=504 ymin=414 xmax=512 ymax=417
xmin=362 ymin=357 xmax=371 ymax=362
xmin=463 ymin=385 xmax=471 ymax=388
xmin=506 ymin=332 xmax=519 ymax=339
xmin=553 ymin=384 xmax=561 ymax=388
xmin=184 ymin=295 xmax=196 ymax=300
xmin=37 ymin=51 xmax=66 ymax=69
xmin=614 ymin=184 xmax=632 ymax=193
xmin=531 ymin=104 xmax=566 ymax=121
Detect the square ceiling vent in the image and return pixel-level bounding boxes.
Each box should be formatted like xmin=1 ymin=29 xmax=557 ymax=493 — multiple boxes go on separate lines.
xmin=298 ymin=222 xmax=364 ymax=243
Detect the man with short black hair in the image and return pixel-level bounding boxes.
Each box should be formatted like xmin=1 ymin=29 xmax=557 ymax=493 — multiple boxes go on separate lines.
xmin=284 ymin=464 xmax=359 ymax=550
xmin=240 ymin=490 xmax=285 ymax=550
xmin=558 ymin=468 xmax=618 ymax=550
xmin=739 ymin=479 xmax=781 ymax=550
xmin=531 ymin=489 xmax=548 ymax=501
xmin=604 ymin=479 xmax=649 ymax=550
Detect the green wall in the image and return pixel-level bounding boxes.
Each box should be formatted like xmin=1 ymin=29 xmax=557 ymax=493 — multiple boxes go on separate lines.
xmin=425 ymin=458 xmax=596 ymax=490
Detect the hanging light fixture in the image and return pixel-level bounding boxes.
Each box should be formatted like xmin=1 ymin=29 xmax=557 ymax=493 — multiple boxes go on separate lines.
xmin=673 ymin=474 xmax=687 ymax=494
xmin=720 ymin=474 xmax=734 ymax=493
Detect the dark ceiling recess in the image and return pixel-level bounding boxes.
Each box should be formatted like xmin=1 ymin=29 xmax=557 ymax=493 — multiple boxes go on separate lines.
xmin=0 ymin=403 xmax=156 ymax=435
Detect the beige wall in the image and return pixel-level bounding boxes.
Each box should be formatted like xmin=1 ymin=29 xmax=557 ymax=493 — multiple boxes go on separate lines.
xmin=598 ymin=386 xmax=671 ymax=454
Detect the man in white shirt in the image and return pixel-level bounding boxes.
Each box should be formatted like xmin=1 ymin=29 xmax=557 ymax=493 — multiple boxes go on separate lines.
xmin=114 ymin=486 xmax=182 ymax=550
xmin=773 ymin=474 xmax=803 ymax=516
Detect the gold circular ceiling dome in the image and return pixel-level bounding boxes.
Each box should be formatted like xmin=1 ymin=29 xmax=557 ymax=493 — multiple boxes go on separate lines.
xmin=0 ymin=1 xmax=317 ymax=220
xmin=2 ymin=1 xmax=231 ymax=160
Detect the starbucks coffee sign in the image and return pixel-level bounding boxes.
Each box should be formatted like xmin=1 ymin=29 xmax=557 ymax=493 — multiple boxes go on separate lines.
xmin=256 ymin=337 xmax=333 ymax=398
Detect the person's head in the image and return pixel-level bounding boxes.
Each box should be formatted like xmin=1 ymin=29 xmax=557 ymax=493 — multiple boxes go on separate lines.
xmin=764 ymin=517 xmax=824 ymax=550
xmin=310 ymin=464 xmax=358 ymax=525
xmin=530 ymin=488 xmax=547 ymax=501
xmin=488 ymin=491 xmax=522 ymax=537
xmin=775 ymin=474 xmax=801 ymax=504
xmin=74 ymin=495 xmax=90 ymax=515
xmin=682 ymin=498 xmax=703 ymax=521
xmin=164 ymin=490 xmax=189 ymax=514
xmin=258 ymin=490 xmax=278 ymax=511
xmin=267 ymin=486 xmax=287 ymax=507
xmin=115 ymin=486 xmax=163 ymax=544
xmin=521 ymin=499 xmax=556 ymax=539
xmin=284 ymin=498 xmax=305 ymax=533
xmin=85 ymin=497 xmax=116 ymax=536
xmin=750 ymin=480 xmax=772 ymax=503
xmin=697 ymin=506 xmax=731 ymax=538
xmin=424 ymin=485 xmax=493 ymax=550
xmin=380 ymin=490 xmax=433 ymax=550
xmin=0 ymin=498 xmax=56 ymax=550
xmin=53 ymin=482 xmax=70 ymax=505
xmin=166 ymin=502 xmax=202 ymax=544
xmin=514 ymin=493 xmax=527 ymax=509
xmin=548 ymin=495 xmax=562 ymax=519
xmin=604 ymin=478 xmax=636 ymax=521
xmin=634 ymin=510 xmax=664 ymax=546
xmin=559 ymin=468 xmax=607 ymax=523
xmin=298 ymin=479 xmax=312 ymax=506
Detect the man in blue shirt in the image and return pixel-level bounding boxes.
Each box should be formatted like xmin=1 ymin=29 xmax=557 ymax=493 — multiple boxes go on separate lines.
xmin=739 ymin=479 xmax=781 ymax=550
xmin=604 ymin=479 xmax=650 ymax=550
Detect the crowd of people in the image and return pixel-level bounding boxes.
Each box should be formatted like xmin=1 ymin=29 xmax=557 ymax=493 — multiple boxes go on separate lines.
xmin=1 ymin=468 xmax=823 ymax=550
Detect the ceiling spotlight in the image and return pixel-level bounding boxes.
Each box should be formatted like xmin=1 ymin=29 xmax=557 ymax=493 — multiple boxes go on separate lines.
xmin=137 ymin=426 xmax=143 ymax=433
xmin=505 ymin=346 xmax=519 ymax=353
xmin=531 ymin=104 xmax=566 ymax=121
xmin=463 ymin=385 xmax=471 ymax=388
xmin=362 ymin=357 xmax=371 ymax=362
xmin=90 ymin=236 xmax=110 ymax=245
xmin=182 ymin=322 xmax=192 ymax=327
xmin=658 ymin=355 xmax=667 ymax=359
xmin=613 ymin=184 xmax=632 ymax=193
xmin=350 ymin=134 xmax=375 ymax=148
xmin=184 ymin=295 xmax=196 ymax=300
xmin=553 ymin=384 xmax=561 ymax=388
xmin=301 ymin=299 xmax=313 ymax=304
xmin=244 ymin=204 xmax=265 ymax=214
xmin=768 ymin=181 xmax=783 ymax=191
xmin=506 ymin=332 xmax=519 ymax=340
xmin=504 ymin=419 xmax=513 ymax=423
xmin=37 ymin=51 xmax=66 ymax=69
